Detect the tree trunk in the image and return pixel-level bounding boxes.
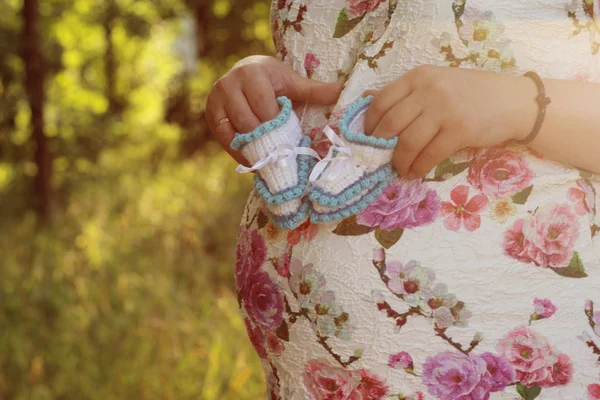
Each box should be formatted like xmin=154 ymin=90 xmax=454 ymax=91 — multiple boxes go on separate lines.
xmin=22 ymin=0 xmax=51 ymax=223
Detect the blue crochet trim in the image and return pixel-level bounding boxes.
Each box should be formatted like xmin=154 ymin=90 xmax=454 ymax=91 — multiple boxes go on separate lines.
xmin=309 ymin=164 xmax=396 ymax=207
xmin=309 ymin=177 xmax=396 ymax=224
xmin=230 ymin=96 xmax=292 ymax=151
xmin=267 ymin=198 xmax=310 ymax=230
xmin=253 ymin=136 xmax=315 ymax=205
xmin=338 ymin=95 xmax=398 ymax=149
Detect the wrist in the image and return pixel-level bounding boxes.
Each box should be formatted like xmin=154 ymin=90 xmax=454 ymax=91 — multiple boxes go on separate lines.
xmin=511 ymin=75 xmax=539 ymax=142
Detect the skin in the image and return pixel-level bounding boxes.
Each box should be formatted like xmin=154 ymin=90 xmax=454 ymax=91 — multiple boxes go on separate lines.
xmin=205 ymin=55 xmax=343 ymax=166
xmin=206 ymin=56 xmax=600 ymax=176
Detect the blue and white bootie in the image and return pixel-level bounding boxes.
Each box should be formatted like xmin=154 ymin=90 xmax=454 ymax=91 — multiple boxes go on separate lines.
xmin=308 ymin=96 xmax=398 ymax=224
xmin=231 ymin=96 xmax=318 ymax=230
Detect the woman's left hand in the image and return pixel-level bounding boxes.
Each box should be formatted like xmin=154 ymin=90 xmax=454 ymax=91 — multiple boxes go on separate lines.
xmin=363 ymin=65 xmax=536 ymax=179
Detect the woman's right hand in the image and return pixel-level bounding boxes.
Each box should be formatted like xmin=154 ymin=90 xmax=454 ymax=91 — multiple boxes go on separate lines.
xmin=205 ymin=55 xmax=344 ymax=166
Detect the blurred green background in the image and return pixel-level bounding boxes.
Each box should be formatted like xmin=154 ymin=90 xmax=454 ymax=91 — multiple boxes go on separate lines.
xmin=0 ymin=0 xmax=272 ymax=398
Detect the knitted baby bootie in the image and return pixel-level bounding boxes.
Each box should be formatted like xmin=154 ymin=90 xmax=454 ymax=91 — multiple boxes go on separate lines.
xmin=231 ymin=96 xmax=317 ymax=230
xmin=309 ymin=96 xmax=398 ymax=224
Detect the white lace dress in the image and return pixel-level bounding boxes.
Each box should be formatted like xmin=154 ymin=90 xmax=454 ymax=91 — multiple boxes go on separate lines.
xmin=234 ymin=0 xmax=600 ymax=398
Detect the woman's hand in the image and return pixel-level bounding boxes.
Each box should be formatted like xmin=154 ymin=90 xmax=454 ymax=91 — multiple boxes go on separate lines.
xmin=205 ymin=55 xmax=344 ymax=165
xmin=364 ymin=65 xmax=537 ymax=179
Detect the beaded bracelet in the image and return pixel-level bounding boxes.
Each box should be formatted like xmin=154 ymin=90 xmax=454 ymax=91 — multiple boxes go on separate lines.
xmin=518 ymin=71 xmax=551 ymax=145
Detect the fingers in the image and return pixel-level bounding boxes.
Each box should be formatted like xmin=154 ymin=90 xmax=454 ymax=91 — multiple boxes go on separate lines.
xmin=243 ymin=74 xmax=280 ymax=122
xmin=205 ymin=95 xmax=249 ymax=167
xmin=370 ymin=93 xmax=423 ymax=139
xmin=284 ymin=73 xmax=344 ymax=104
xmin=364 ymin=76 xmax=412 ymax=135
xmin=408 ymin=130 xmax=463 ymax=179
xmin=391 ymin=114 xmax=439 ymax=177
xmin=225 ymin=90 xmax=262 ymax=133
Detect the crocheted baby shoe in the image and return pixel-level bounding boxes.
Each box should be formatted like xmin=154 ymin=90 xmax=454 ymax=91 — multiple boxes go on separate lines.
xmin=231 ymin=96 xmax=317 ymax=230
xmin=309 ymin=96 xmax=398 ymax=224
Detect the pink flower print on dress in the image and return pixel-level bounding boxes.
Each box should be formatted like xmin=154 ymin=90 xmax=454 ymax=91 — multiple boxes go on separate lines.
xmin=303 ymin=358 xmax=360 ymax=399
xmin=349 ymin=369 xmax=389 ymax=399
xmin=386 ymin=260 xmax=436 ymax=307
xmin=235 ymin=228 xmax=267 ymax=295
xmin=304 ymin=53 xmax=320 ymax=79
xmin=265 ymin=331 xmax=285 ymax=356
xmin=589 ymin=383 xmax=600 ymax=399
xmin=531 ymin=298 xmax=558 ymax=321
xmin=245 ymin=318 xmax=267 ymax=359
xmin=467 ymin=147 xmax=534 ymax=199
xmin=441 ymin=185 xmax=488 ymax=232
xmin=345 ymin=0 xmax=384 ymax=18
xmin=568 ymin=180 xmax=595 ymax=216
xmin=538 ymin=353 xmax=573 ymax=387
xmin=496 ymin=327 xmax=572 ymax=388
xmin=523 ymin=204 xmax=579 ymax=268
xmin=388 ymin=351 xmax=414 ymax=371
xmin=358 ymin=178 xmax=440 ymax=231
xmin=479 ymin=352 xmax=516 ymax=391
xmin=503 ymin=204 xmax=579 ymax=268
xmin=287 ymin=219 xmax=319 ymax=245
xmin=243 ymin=271 xmax=285 ymax=330
xmin=422 ymin=351 xmax=491 ymax=400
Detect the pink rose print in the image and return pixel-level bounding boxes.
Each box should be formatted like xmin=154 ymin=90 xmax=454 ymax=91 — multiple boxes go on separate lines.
xmin=388 ymin=351 xmax=414 ymax=371
xmin=497 ymin=327 xmax=571 ymax=388
xmin=245 ymin=318 xmax=267 ymax=359
xmin=304 ymin=359 xmax=389 ymax=400
xmin=589 ymin=383 xmax=600 ymax=399
xmin=303 ymin=359 xmax=360 ymax=399
xmin=243 ymin=271 xmax=284 ymax=330
xmin=441 ymin=185 xmax=488 ymax=232
xmin=265 ymin=331 xmax=285 ymax=356
xmin=479 ymin=352 xmax=516 ymax=391
xmin=422 ymin=352 xmax=492 ymax=400
xmin=531 ymin=298 xmax=558 ymax=321
xmin=358 ymin=179 xmax=440 ymax=231
xmin=346 ymin=0 xmax=384 ymax=18
xmin=539 ymin=352 xmax=572 ymax=387
xmin=467 ymin=147 xmax=534 ymax=198
xmin=503 ymin=218 xmax=534 ymax=263
xmin=349 ymin=369 xmax=389 ymax=399
xmin=503 ymin=204 xmax=579 ymax=268
xmin=304 ymin=53 xmax=320 ymax=79
xmin=525 ymin=204 xmax=579 ymax=268
xmin=236 ymin=228 xmax=267 ymax=295
xmin=287 ymin=219 xmax=319 ymax=245
xmin=568 ymin=180 xmax=595 ymax=216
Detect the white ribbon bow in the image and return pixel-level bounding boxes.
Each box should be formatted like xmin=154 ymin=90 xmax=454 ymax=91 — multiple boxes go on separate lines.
xmin=236 ymin=144 xmax=320 ymax=173
xmin=309 ymin=126 xmax=354 ymax=182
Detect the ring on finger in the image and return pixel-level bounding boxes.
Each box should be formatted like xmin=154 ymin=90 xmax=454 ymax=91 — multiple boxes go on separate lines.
xmin=216 ymin=117 xmax=231 ymax=128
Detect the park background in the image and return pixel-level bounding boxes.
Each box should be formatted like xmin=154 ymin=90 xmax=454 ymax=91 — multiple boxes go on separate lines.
xmin=0 ymin=0 xmax=269 ymax=398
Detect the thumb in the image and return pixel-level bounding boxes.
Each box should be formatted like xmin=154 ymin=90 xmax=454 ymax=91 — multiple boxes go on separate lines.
xmin=283 ymin=73 xmax=344 ymax=105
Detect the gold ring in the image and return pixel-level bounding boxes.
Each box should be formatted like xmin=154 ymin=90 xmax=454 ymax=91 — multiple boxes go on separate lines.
xmin=216 ymin=117 xmax=231 ymax=128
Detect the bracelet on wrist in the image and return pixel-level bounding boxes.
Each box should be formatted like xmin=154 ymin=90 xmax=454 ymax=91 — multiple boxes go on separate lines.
xmin=517 ymin=71 xmax=551 ymax=145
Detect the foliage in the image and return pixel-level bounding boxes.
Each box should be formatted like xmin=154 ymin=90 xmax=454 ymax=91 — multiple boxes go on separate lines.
xmin=0 ymin=0 xmax=273 ymax=398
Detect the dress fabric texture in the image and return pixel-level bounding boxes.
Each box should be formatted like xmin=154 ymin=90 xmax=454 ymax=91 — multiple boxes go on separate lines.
xmin=234 ymin=0 xmax=600 ymax=398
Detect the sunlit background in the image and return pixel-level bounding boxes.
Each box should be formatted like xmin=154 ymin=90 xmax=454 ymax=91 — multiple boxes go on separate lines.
xmin=0 ymin=0 xmax=271 ymax=398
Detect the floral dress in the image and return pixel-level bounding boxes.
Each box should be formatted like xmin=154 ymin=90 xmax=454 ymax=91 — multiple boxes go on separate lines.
xmin=235 ymin=0 xmax=600 ymax=399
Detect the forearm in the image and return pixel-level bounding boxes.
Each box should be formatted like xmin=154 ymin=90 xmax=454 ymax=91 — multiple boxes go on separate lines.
xmin=513 ymin=76 xmax=600 ymax=174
